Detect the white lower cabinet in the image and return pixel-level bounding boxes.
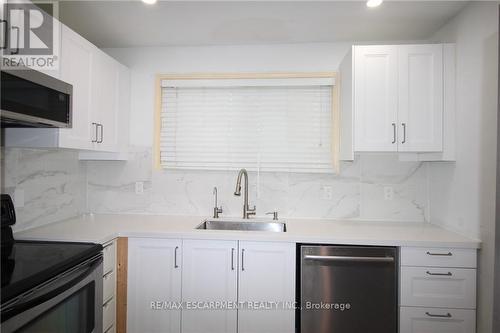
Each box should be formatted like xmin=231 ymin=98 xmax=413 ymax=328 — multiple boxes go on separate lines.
xmin=127 ymin=238 xmax=295 ymax=333
xmin=181 ymin=240 xmax=238 ymax=333
xmin=400 ymin=266 xmax=476 ymax=309
xmin=400 ymin=307 xmax=476 ymax=333
xmin=399 ymin=247 xmax=477 ymax=333
xmin=102 ymin=240 xmax=117 ymax=333
xmin=238 ymin=241 xmax=295 ymax=333
xmin=127 ymin=238 xmax=182 ymax=333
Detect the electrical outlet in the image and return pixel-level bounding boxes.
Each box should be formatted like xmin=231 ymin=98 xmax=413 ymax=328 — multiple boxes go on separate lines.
xmin=383 ymin=186 xmax=394 ymax=201
xmin=322 ymin=186 xmax=333 ymax=200
xmin=135 ymin=181 xmax=144 ymax=195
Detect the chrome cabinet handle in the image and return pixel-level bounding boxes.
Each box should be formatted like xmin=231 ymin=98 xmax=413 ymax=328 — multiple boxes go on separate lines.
xmin=392 ymin=123 xmax=396 ymax=144
xmin=231 ymin=248 xmax=235 ymax=271
xmin=426 ymin=251 xmax=452 ymax=256
xmin=241 ymin=249 xmax=245 ymax=271
xmin=426 ymin=271 xmax=452 ymax=276
xmin=174 ymin=246 xmax=179 ymax=268
xmin=91 ymin=123 xmax=98 ymax=142
xmin=425 ymin=311 xmax=452 ymax=318
xmin=304 ymin=255 xmax=394 ymax=263
xmin=97 ymin=124 xmax=103 ymax=143
xmin=0 ymin=20 xmax=8 ymax=49
xmin=11 ymin=25 xmax=19 ymax=54
xmin=401 ymin=123 xmax=406 ymax=144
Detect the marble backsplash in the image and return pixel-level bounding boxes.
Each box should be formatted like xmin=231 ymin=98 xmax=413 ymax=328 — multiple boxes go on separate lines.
xmin=86 ymin=147 xmax=429 ymax=222
xmin=0 ymin=145 xmax=429 ymax=231
xmin=1 ymin=148 xmax=86 ymax=232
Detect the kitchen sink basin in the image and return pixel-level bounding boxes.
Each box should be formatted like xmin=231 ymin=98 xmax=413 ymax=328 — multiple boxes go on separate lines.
xmin=195 ymin=219 xmax=286 ymax=232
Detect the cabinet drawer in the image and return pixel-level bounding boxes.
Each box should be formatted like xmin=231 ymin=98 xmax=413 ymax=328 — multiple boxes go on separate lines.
xmin=400 ymin=307 xmax=475 ymax=333
xmin=401 ymin=266 xmax=476 ymax=308
xmin=103 ymin=270 xmax=115 ymax=303
xmin=103 ymin=296 xmax=116 ymax=332
xmin=103 ymin=240 xmax=116 ymax=275
xmin=401 ymin=247 xmax=476 ymax=268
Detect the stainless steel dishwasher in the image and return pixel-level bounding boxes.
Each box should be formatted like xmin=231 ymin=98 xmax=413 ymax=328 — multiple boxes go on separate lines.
xmin=298 ymin=245 xmax=398 ymax=333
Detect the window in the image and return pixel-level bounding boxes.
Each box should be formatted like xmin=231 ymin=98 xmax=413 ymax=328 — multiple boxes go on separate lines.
xmin=155 ymin=74 xmax=339 ymax=173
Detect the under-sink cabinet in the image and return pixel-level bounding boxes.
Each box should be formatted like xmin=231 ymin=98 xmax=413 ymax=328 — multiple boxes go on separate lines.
xmin=127 ymin=238 xmax=295 ymax=333
xmin=399 ymin=246 xmax=477 ymax=333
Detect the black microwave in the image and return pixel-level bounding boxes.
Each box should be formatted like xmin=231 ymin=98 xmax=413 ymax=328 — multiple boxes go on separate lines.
xmin=1 ymin=69 xmax=72 ymax=128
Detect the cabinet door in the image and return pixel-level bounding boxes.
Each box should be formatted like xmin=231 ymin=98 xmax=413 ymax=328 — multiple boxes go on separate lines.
xmin=398 ymin=44 xmax=443 ymax=152
xmin=59 ymin=25 xmax=93 ymax=150
xmin=91 ymin=49 xmax=119 ymax=152
xmin=353 ymin=45 xmax=398 ymax=151
xmin=238 ymin=241 xmax=295 ymax=333
xmin=127 ymin=238 xmax=182 ymax=333
xmin=181 ymin=239 xmax=238 ymax=333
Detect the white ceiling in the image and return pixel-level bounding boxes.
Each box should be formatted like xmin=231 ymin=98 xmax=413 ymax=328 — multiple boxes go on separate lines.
xmin=59 ymin=1 xmax=468 ymax=48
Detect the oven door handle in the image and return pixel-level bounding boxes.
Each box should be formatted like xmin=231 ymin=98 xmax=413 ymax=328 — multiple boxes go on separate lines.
xmin=1 ymin=255 xmax=102 ymax=322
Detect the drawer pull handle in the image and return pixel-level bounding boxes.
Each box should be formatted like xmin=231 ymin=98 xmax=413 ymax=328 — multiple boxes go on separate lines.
xmin=426 ymin=251 xmax=452 ymax=256
xmin=425 ymin=311 xmax=452 ymax=318
xmin=103 ymin=297 xmax=113 ymax=308
xmin=426 ymin=271 xmax=452 ymax=276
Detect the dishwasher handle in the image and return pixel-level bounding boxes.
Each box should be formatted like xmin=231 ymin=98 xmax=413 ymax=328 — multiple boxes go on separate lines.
xmin=303 ymin=254 xmax=394 ymax=263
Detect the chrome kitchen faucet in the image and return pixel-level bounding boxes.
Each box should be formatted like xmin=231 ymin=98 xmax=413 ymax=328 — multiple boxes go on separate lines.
xmin=234 ymin=169 xmax=256 ymax=219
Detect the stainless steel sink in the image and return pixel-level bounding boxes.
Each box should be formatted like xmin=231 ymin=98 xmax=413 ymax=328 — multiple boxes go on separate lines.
xmin=195 ymin=219 xmax=286 ymax=232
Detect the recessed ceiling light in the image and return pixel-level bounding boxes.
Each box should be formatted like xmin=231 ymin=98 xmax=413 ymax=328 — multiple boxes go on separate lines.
xmin=366 ymin=0 xmax=383 ymax=8
xmin=142 ymin=0 xmax=157 ymax=4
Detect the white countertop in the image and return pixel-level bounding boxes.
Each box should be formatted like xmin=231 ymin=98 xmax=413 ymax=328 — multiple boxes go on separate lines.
xmin=14 ymin=214 xmax=480 ymax=249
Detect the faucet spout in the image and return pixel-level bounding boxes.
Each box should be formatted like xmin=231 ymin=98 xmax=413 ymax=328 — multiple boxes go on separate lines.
xmin=234 ymin=169 xmax=256 ymax=219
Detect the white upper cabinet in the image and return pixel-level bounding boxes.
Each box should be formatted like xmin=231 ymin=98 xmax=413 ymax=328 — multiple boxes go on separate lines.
xmin=59 ymin=24 xmax=94 ymax=150
xmin=398 ymin=44 xmax=443 ymax=152
xmin=341 ymin=43 xmax=453 ymax=159
xmin=128 ymin=238 xmax=182 ymax=333
xmin=353 ymin=45 xmax=399 ymax=152
xmin=181 ymin=240 xmax=238 ymax=333
xmin=90 ymin=49 xmax=120 ymax=152
xmin=3 ymin=22 xmax=129 ymax=158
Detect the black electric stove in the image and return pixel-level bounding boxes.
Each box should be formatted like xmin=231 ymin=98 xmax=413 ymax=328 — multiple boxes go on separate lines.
xmin=1 ymin=194 xmax=103 ymax=324
xmin=1 ymin=240 xmax=102 ymax=304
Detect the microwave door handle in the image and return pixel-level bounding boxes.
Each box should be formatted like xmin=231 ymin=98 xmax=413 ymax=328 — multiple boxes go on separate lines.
xmin=0 ymin=256 xmax=102 ymax=322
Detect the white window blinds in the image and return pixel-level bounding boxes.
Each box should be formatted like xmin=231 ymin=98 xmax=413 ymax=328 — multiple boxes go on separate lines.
xmin=160 ymin=78 xmax=336 ymax=173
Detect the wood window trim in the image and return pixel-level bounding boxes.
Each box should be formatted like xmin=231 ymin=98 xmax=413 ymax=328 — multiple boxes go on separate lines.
xmin=154 ymin=72 xmax=340 ymax=172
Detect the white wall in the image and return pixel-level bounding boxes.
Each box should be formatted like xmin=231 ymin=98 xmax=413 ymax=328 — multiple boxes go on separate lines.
xmin=428 ymin=2 xmax=499 ymax=332
xmin=105 ymin=43 xmax=351 ymax=147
